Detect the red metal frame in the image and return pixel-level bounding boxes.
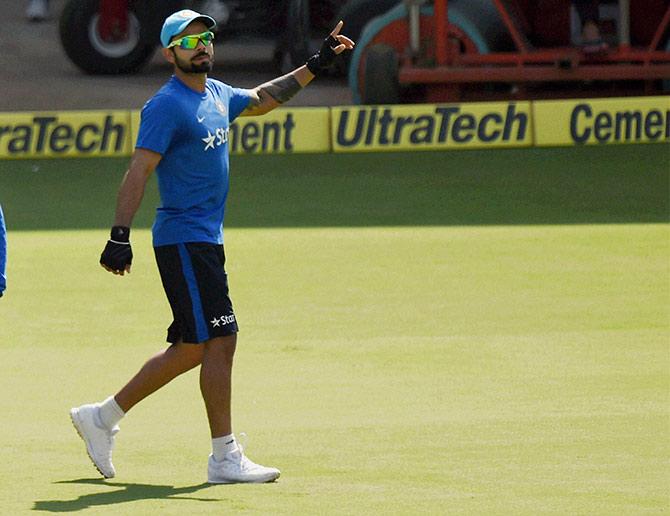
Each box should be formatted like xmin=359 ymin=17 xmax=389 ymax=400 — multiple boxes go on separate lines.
xmin=98 ymin=0 xmax=130 ymax=42
xmin=649 ymin=6 xmax=670 ymax=54
xmin=402 ymin=0 xmax=670 ymax=90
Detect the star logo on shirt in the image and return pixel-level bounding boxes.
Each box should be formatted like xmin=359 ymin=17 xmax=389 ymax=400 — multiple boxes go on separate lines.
xmin=202 ymin=131 xmax=216 ymax=151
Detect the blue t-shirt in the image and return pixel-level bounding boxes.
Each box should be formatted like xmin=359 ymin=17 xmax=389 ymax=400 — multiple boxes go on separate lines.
xmin=136 ymin=76 xmax=251 ymax=246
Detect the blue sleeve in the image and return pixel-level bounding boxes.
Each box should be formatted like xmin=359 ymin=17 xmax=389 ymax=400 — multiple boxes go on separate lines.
xmin=0 ymin=204 xmax=6 ymax=295
xmin=228 ymin=86 xmax=252 ymax=122
xmin=136 ymin=95 xmax=179 ymax=154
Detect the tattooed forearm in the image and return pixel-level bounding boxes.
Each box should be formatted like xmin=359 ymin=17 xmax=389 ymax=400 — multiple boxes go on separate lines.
xmin=242 ymin=66 xmax=314 ymax=116
xmin=257 ymin=73 xmax=303 ymax=104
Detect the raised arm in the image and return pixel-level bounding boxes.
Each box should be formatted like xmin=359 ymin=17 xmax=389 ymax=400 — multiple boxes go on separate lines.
xmin=240 ymin=21 xmax=355 ymax=117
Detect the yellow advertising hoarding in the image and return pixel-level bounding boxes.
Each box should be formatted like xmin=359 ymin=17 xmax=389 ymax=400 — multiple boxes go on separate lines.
xmin=130 ymin=107 xmax=330 ymax=155
xmin=0 ymin=111 xmax=132 ymax=159
xmin=3 ymin=98 xmax=668 ymax=158
xmin=533 ymin=96 xmax=670 ymax=146
xmin=130 ymin=109 xmax=140 ymax=152
xmin=230 ymin=108 xmax=330 ymax=154
xmin=331 ymin=102 xmax=533 ymax=152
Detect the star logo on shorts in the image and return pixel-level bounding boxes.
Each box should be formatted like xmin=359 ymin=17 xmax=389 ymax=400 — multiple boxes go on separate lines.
xmin=210 ymin=314 xmax=236 ymax=328
xmin=202 ymin=131 xmax=216 ymax=151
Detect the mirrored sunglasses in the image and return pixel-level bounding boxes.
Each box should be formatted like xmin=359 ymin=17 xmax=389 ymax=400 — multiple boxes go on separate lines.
xmin=167 ymin=31 xmax=215 ymax=50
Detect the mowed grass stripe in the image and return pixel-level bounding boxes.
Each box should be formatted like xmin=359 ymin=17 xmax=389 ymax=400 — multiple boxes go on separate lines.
xmin=1 ymin=145 xmax=668 ymax=231
xmin=1 ymin=223 xmax=667 ymax=514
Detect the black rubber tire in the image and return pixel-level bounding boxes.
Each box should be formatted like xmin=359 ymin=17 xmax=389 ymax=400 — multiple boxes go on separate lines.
xmin=285 ymin=0 xmax=344 ymax=70
xmin=336 ymin=0 xmax=401 ymax=44
xmin=59 ymin=0 xmax=156 ymax=74
xmin=362 ymin=43 xmax=399 ymax=105
xmin=287 ymin=0 xmax=312 ymax=68
xmin=331 ymin=0 xmax=400 ymax=74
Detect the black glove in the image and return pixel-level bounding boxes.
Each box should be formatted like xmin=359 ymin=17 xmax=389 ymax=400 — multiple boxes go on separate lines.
xmin=100 ymin=226 xmax=132 ymax=272
xmin=306 ymin=34 xmax=340 ymax=77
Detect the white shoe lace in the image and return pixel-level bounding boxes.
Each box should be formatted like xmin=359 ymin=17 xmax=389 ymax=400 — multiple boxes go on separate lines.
xmin=108 ymin=426 xmax=119 ymax=454
xmin=226 ymin=433 xmax=267 ymax=472
xmin=94 ymin=410 xmax=117 ymax=463
xmin=237 ymin=432 xmax=248 ymax=454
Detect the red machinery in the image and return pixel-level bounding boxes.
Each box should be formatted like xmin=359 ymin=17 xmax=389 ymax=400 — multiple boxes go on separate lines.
xmin=350 ymin=0 xmax=670 ymax=103
xmin=59 ymin=0 xmax=340 ymax=75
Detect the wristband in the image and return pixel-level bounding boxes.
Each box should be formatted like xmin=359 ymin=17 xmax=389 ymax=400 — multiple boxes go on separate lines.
xmin=306 ymin=35 xmax=339 ymax=76
xmin=110 ymin=226 xmax=130 ymax=243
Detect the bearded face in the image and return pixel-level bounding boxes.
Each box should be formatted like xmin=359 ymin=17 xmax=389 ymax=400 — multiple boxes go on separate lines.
xmin=172 ymin=48 xmax=213 ymax=74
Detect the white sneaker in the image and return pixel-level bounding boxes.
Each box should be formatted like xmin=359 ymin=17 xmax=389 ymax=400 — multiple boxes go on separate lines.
xmin=26 ymin=0 xmax=49 ymax=22
xmin=70 ymin=404 xmax=118 ymax=479
xmin=208 ymin=445 xmax=280 ymax=484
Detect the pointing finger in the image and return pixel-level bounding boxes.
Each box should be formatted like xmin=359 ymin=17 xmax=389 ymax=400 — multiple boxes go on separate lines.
xmin=330 ymin=20 xmax=343 ymax=37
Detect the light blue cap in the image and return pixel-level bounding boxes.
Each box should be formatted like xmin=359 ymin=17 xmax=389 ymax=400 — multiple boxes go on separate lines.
xmin=160 ymin=9 xmax=216 ymax=47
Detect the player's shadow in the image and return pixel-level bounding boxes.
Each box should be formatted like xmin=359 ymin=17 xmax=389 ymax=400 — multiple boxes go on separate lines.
xmin=32 ymin=478 xmax=220 ymax=512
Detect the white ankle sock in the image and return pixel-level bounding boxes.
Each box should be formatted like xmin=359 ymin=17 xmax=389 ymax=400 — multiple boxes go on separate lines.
xmin=98 ymin=396 xmax=125 ymax=430
xmin=212 ymin=433 xmax=237 ymax=461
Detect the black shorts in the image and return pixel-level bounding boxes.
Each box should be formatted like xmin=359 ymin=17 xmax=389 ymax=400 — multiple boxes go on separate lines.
xmin=154 ymin=242 xmax=238 ymax=344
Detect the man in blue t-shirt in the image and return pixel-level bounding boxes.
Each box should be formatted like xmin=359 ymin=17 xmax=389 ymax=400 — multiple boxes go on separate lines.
xmin=70 ymin=9 xmax=354 ymax=484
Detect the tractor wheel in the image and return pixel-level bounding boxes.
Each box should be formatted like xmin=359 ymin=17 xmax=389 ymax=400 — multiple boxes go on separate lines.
xmin=336 ymin=0 xmax=401 ymax=44
xmin=286 ymin=0 xmax=311 ymax=67
xmin=286 ymin=0 xmax=342 ymax=69
xmin=333 ymin=0 xmax=400 ymax=73
xmin=362 ymin=44 xmax=399 ymax=105
xmin=59 ymin=0 xmax=156 ymax=74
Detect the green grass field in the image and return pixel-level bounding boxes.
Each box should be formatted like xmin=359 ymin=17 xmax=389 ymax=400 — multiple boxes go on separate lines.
xmin=1 ymin=145 xmax=668 ymax=514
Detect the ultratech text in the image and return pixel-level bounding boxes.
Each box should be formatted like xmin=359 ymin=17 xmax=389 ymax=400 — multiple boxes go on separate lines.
xmin=336 ymin=105 xmax=529 ymax=147
xmin=0 ymin=116 xmax=125 ymax=155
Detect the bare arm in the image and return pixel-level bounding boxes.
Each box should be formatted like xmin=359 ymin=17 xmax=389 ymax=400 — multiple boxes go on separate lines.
xmin=113 ymin=148 xmax=162 ymax=227
xmin=240 ymin=66 xmax=314 ymax=117
xmin=240 ymin=21 xmax=355 ymax=117
xmin=100 ymin=148 xmax=161 ymax=275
